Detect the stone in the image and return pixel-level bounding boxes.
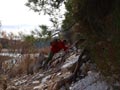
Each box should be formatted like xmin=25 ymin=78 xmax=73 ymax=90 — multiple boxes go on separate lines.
xmin=6 ymin=86 xmax=18 ymax=90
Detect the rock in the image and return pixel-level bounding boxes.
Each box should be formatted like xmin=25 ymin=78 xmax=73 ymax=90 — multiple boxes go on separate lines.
xmin=41 ymin=75 xmax=51 ymax=84
xmin=33 ymin=84 xmax=47 ymax=90
xmin=70 ymin=71 xmax=112 ymax=90
xmin=6 ymin=86 xmax=18 ymax=90
xmin=59 ymin=86 xmax=66 ymax=90
xmin=15 ymin=80 xmax=27 ymax=86
xmin=30 ymin=73 xmax=44 ymax=81
xmin=32 ymin=80 xmax=40 ymax=84
xmin=3 ymin=49 xmax=115 ymax=90
xmin=61 ymin=54 xmax=79 ymax=72
xmin=57 ymin=72 xmax=62 ymax=76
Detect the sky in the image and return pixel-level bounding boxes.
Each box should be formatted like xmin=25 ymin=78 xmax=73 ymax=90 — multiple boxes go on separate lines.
xmin=0 ymin=0 xmax=53 ymax=35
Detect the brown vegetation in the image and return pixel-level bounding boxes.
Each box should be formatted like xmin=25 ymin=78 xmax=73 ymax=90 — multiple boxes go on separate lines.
xmin=0 ymin=56 xmax=13 ymax=61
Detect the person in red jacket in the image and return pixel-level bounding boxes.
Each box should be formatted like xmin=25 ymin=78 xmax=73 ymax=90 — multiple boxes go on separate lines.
xmin=44 ymin=39 xmax=68 ymax=66
xmin=58 ymin=39 xmax=68 ymax=51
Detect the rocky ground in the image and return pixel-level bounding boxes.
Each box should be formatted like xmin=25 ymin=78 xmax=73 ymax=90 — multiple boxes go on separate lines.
xmin=0 ymin=49 xmax=120 ymax=90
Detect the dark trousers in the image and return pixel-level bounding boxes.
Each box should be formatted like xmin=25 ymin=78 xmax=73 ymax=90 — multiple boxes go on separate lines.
xmin=45 ymin=51 xmax=54 ymax=66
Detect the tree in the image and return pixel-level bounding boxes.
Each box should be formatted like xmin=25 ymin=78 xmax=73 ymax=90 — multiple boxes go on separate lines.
xmin=21 ymin=35 xmax=36 ymax=53
xmin=26 ymin=0 xmax=64 ymax=15
xmin=31 ymin=25 xmax=52 ymax=40
xmin=62 ymin=0 xmax=120 ymax=79
xmin=23 ymin=35 xmax=35 ymax=44
xmin=26 ymin=0 xmax=66 ymax=32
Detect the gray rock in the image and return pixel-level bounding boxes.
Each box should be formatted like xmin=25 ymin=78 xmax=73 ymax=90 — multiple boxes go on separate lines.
xmin=6 ymin=86 xmax=18 ymax=90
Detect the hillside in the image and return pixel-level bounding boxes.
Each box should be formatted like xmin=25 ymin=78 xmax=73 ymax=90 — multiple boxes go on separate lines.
xmin=0 ymin=47 xmax=119 ymax=90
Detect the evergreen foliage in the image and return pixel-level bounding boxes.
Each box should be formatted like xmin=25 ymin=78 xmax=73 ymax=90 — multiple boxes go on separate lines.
xmin=62 ymin=0 xmax=120 ymax=79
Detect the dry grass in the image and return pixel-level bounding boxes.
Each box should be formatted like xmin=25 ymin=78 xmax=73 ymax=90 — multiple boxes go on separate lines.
xmin=21 ymin=55 xmax=36 ymax=74
xmin=8 ymin=55 xmax=36 ymax=78
xmin=0 ymin=55 xmax=13 ymax=61
xmin=3 ymin=47 xmax=49 ymax=78
xmin=39 ymin=46 xmax=50 ymax=55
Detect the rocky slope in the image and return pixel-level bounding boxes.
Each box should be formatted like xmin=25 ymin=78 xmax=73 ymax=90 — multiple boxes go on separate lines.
xmin=0 ymin=49 xmax=119 ymax=90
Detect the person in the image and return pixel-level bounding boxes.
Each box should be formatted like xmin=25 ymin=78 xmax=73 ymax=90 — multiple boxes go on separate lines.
xmin=57 ymin=39 xmax=68 ymax=51
xmin=44 ymin=39 xmax=68 ymax=67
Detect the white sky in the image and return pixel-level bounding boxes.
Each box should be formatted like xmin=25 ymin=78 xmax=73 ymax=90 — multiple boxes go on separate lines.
xmin=0 ymin=0 xmax=53 ymax=35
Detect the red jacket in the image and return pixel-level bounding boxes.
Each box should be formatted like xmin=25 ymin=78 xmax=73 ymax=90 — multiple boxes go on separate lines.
xmin=50 ymin=40 xmax=68 ymax=54
xmin=50 ymin=41 xmax=59 ymax=54
xmin=58 ymin=40 xmax=68 ymax=51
